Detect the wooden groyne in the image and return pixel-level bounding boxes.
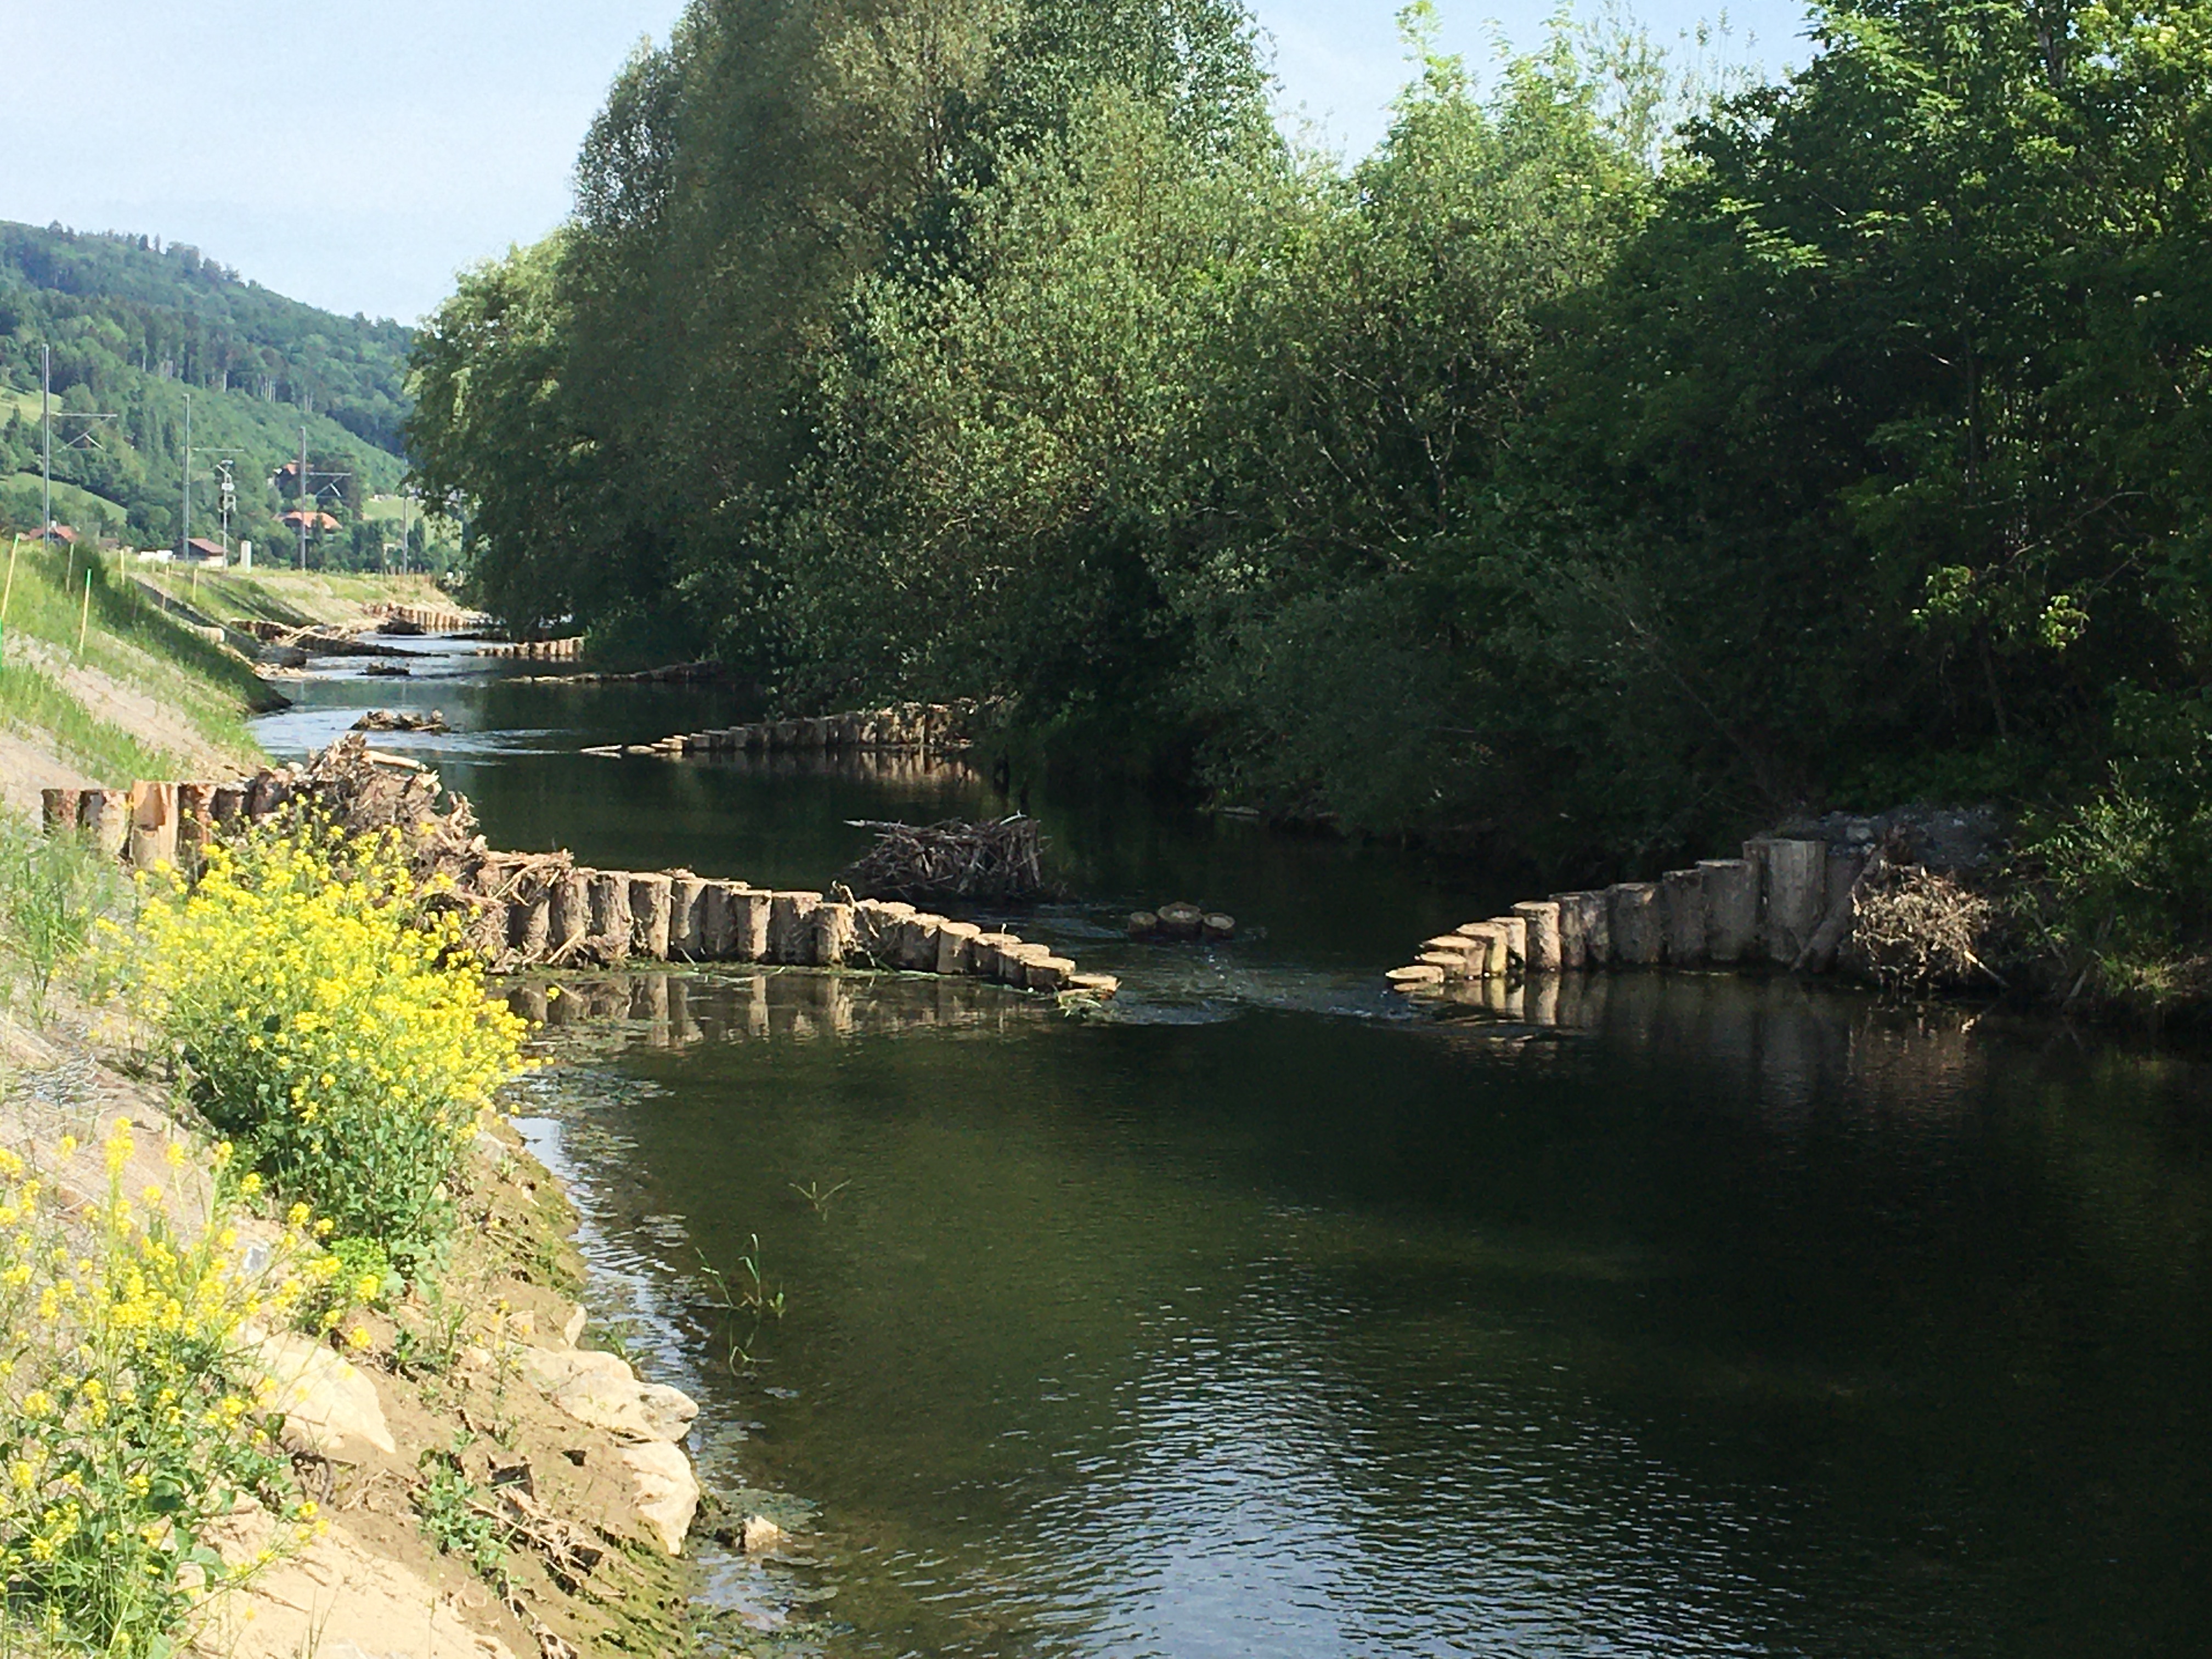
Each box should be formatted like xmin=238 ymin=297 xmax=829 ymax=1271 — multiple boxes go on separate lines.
xmin=479 ymin=637 xmax=584 ymax=661
xmin=1390 ymin=837 xmax=1866 ymax=998
xmin=39 ymin=756 xmax=1117 ymax=1000
xmin=365 ymin=601 xmax=495 ymax=634
xmin=643 ymin=699 xmax=992 ymax=758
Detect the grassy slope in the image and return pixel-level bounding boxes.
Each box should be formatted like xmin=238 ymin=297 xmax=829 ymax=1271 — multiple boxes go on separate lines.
xmin=0 ymin=545 xmax=439 ymax=797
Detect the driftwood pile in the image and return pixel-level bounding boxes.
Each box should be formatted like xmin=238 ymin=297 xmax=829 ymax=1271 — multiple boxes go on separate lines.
xmin=352 ymin=708 xmax=449 ymax=733
xmin=837 ymin=817 xmax=1045 ymax=903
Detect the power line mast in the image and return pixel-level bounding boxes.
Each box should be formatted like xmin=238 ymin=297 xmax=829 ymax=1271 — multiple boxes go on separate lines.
xmin=180 ymin=393 xmax=191 ymax=558
xmin=38 ymin=346 xmax=119 ymax=546
xmin=297 ymin=428 xmax=309 ymax=569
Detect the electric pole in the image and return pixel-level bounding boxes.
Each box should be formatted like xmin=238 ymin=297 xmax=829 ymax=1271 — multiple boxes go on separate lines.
xmin=298 ymin=427 xmax=309 ymax=569
xmin=180 ymin=393 xmax=192 ymax=559
xmin=40 ymin=346 xmax=50 ymax=541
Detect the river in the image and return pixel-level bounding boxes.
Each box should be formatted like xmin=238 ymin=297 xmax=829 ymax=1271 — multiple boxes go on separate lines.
xmin=258 ymin=644 xmax=2212 ymax=1657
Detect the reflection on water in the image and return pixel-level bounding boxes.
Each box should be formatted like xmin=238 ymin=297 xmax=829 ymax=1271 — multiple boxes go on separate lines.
xmin=516 ymin=969 xmax=2212 ymax=1659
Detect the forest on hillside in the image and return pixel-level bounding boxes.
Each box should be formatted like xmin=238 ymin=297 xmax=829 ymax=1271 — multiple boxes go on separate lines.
xmin=0 ymin=222 xmax=414 ymax=558
xmin=408 ymin=0 xmax=2212 ymax=992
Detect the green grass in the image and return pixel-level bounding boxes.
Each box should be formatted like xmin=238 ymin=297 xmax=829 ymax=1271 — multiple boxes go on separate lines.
xmin=0 ymin=538 xmax=275 ymax=777
xmin=143 ymin=566 xmax=447 ymax=628
xmin=0 ymin=471 xmax=130 ymax=537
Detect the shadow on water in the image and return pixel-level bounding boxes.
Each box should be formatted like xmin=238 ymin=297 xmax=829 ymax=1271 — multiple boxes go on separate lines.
xmin=511 ymin=967 xmax=2212 ymax=1659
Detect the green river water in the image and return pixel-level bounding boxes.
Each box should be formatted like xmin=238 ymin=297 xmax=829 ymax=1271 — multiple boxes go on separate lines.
xmin=256 ymin=644 xmax=2212 ymax=1657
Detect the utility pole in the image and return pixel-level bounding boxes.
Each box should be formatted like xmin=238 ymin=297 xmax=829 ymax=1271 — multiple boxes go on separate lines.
xmin=40 ymin=346 xmax=50 ymax=543
xmin=180 ymin=392 xmax=192 ymax=559
xmin=297 ymin=427 xmax=309 ymax=570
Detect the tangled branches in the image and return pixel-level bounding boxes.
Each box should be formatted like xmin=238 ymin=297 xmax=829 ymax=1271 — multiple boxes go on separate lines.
xmin=837 ymin=817 xmax=1046 ymax=902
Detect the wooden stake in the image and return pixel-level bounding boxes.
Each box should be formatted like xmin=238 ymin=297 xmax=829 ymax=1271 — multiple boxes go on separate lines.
xmin=0 ymin=534 xmax=16 ymax=658
xmin=77 ymin=568 xmax=91 ymax=654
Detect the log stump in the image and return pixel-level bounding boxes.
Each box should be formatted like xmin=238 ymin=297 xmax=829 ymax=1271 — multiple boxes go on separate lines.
xmin=588 ymin=871 xmax=634 ymax=962
xmin=669 ymin=876 xmax=706 ymax=959
xmin=768 ymin=892 xmax=823 ymax=964
xmin=40 ymin=788 xmax=82 ymax=837
xmin=1661 ymin=868 xmax=1707 ymax=964
xmin=127 ymin=782 xmax=179 ymax=872
xmin=1512 ymin=900 xmax=1563 ymax=974
xmin=1699 ymin=859 xmax=1759 ymax=963
xmin=629 ymin=873 xmax=675 ymax=960
xmin=1608 ymin=882 xmax=1663 ymax=966
xmin=550 ymin=871 xmax=592 ymax=959
xmin=1752 ymin=838 xmax=1827 ymax=964
xmin=811 ymin=901 xmax=856 ymax=966
xmin=935 ymin=919 xmax=981 ymax=975
xmin=729 ymin=888 xmax=773 ymax=961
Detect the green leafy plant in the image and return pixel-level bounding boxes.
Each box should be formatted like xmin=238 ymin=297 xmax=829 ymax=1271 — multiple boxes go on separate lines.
xmin=414 ymin=1436 xmax=505 ymax=1582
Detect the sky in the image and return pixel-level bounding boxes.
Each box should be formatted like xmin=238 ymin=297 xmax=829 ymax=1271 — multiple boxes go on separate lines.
xmin=2 ymin=0 xmax=1812 ymax=328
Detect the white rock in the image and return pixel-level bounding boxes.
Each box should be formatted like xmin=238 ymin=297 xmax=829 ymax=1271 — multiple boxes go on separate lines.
xmin=245 ymin=1332 xmax=395 ymax=1458
xmin=517 ymin=1344 xmax=632 ymax=1393
xmin=550 ymin=1371 xmax=697 ymax=1443
xmin=620 ymin=1440 xmax=699 ymax=1555
xmin=741 ymin=1514 xmax=786 ymax=1554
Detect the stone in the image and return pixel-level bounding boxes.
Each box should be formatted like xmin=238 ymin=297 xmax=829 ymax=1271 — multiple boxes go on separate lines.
xmin=245 ymin=1331 xmax=396 ymax=1458
xmin=551 ymin=1372 xmax=699 ymax=1444
xmin=741 ymin=1514 xmax=787 ymax=1554
xmin=517 ymin=1345 xmax=633 ymax=1393
xmin=621 ymin=1440 xmax=700 ymax=1556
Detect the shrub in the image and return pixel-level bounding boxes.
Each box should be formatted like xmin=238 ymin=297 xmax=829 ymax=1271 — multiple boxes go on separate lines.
xmin=0 ymin=1121 xmax=320 ymax=1656
xmin=132 ymin=820 xmax=528 ymax=1271
xmin=0 ymin=820 xmax=124 ymax=1022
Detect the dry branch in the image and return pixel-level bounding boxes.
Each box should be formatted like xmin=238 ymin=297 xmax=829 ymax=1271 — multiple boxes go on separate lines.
xmin=837 ymin=816 xmax=1047 ymax=902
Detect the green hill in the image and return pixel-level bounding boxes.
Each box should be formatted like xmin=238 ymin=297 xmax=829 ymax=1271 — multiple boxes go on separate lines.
xmin=0 ymin=222 xmax=413 ymax=557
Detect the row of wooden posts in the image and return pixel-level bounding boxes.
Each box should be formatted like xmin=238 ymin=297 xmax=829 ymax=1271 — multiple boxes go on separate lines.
xmin=1389 ymin=837 xmax=1858 ymax=995
xmin=478 ymin=637 xmax=584 ymax=661
xmin=40 ymin=779 xmax=1119 ymax=998
xmin=366 ymin=602 xmax=494 ymax=633
xmin=651 ymin=701 xmax=985 ymax=757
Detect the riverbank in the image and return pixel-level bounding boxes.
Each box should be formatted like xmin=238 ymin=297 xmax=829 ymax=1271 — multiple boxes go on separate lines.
xmin=0 ymin=816 xmax=709 ymax=1656
xmin=0 ymin=555 xmax=450 ymax=814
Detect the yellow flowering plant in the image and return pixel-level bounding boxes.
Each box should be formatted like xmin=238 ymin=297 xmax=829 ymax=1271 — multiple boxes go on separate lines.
xmin=0 ymin=1123 xmax=316 ymax=1656
xmin=131 ymin=819 xmax=528 ymax=1271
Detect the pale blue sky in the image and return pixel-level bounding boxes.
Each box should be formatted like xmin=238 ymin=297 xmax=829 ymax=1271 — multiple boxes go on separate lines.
xmin=3 ymin=0 xmax=1811 ymax=325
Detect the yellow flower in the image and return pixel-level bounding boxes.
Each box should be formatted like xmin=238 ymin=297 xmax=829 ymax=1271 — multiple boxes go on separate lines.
xmin=345 ymin=1324 xmax=373 ymax=1351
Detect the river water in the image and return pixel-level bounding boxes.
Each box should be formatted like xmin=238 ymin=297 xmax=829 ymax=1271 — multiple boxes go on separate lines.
xmin=258 ymin=646 xmax=2212 ymax=1657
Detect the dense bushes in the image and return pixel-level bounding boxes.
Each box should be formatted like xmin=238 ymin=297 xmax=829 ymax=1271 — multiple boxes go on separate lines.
xmin=410 ymin=0 xmax=2212 ymax=974
xmin=134 ymin=822 xmax=528 ymax=1270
